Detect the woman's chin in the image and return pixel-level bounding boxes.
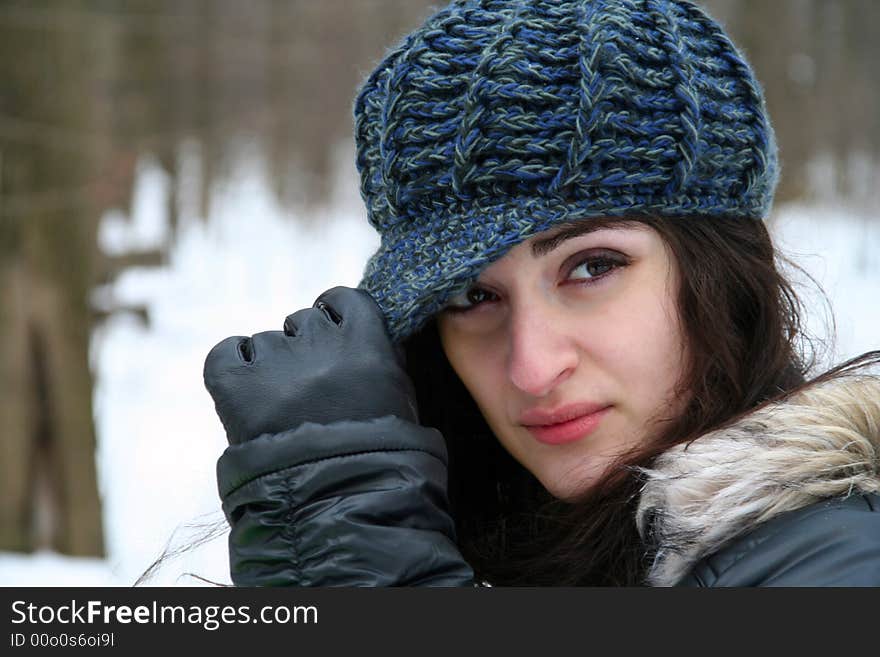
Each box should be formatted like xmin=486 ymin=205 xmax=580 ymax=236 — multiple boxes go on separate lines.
xmin=537 ymin=461 xmax=607 ymax=501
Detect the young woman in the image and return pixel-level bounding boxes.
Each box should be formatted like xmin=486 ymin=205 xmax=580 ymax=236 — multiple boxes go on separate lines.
xmin=203 ymin=0 xmax=880 ymax=586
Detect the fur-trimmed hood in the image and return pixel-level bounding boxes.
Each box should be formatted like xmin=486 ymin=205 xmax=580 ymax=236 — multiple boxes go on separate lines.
xmin=637 ymin=374 xmax=880 ymax=586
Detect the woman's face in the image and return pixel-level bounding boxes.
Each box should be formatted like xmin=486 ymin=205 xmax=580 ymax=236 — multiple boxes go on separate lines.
xmin=436 ymin=220 xmax=689 ymax=500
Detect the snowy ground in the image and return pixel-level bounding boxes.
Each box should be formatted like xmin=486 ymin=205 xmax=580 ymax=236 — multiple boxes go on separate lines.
xmin=1 ymin=143 xmax=878 ymax=586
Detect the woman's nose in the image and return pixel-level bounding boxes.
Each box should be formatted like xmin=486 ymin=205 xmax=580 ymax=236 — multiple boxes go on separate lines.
xmin=506 ymin=305 xmax=578 ymax=397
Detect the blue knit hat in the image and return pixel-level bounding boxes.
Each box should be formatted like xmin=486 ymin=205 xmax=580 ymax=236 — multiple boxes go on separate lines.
xmin=355 ymin=0 xmax=779 ymax=342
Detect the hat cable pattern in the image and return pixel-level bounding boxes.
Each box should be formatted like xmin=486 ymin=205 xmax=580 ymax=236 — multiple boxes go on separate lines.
xmin=355 ymin=0 xmax=779 ymax=341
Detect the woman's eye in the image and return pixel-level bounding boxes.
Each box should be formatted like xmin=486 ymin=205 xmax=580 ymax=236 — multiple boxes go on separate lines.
xmin=444 ymin=286 xmax=497 ymax=313
xmin=567 ymin=254 xmax=623 ymax=282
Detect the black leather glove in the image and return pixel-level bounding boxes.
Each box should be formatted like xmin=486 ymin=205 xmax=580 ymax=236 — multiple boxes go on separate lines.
xmin=205 ymin=286 xmax=476 ymax=587
xmin=203 ymin=286 xmax=418 ymax=444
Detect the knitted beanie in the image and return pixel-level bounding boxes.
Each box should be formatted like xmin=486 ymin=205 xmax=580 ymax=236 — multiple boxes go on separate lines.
xmin=355 ymin=0 xmax=779 ymax=342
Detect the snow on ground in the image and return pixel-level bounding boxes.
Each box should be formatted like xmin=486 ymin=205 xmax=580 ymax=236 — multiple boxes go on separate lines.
xmin=1 ymin=142 xmax=877 ymax=586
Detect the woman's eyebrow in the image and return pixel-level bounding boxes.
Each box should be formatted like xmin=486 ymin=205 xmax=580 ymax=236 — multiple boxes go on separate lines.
xmin=530 ymin=221 xmax=620 ymax=258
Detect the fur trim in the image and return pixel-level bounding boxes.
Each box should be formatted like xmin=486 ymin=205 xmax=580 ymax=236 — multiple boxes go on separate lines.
xmin=636 ymin=375 xmax=880 ymax=586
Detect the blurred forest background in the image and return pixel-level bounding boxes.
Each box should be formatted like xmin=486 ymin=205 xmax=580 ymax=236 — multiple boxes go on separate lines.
xmin=0 ymin=0 xmax=878 ymax=582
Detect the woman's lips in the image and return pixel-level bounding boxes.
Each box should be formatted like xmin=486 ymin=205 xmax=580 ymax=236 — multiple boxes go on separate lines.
xmin=523 ymin=406 xmax=611 ymax=445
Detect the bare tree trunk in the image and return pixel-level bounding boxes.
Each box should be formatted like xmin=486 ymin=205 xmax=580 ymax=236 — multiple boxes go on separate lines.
xmin=0 ymin=0 xmax=105 ymax=557
xmin=0 ymin=257 xmax=105 ymax=556
xmin=0 ymin=262 xmax=36 ymax=553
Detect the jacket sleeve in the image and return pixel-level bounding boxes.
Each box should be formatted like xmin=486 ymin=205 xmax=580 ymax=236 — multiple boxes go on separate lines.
xmin=677 ymin=494 xmax=880 ymax=587
xmin=216 ymin=415 xmax=476 ymax=587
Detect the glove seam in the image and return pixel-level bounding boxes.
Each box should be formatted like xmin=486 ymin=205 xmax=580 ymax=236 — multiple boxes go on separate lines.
xmin=221 ymin=446 xmax=447 ymax=499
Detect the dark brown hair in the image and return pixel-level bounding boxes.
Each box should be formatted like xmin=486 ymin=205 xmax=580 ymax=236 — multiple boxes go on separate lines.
xmin=403 ymin=214 xmax=825 ymax=586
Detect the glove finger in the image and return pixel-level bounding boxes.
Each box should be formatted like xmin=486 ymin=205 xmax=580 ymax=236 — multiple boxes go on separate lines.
xmin=204 ymin=335 xmax=250 ymax=388
xmin=314 ymin=286 xmax=387 ymax=333
xmin=313 ymin=300 xmax=342 ymax=326
xmin=283 ymin=307 xmax=334 ymax=338
xmin=283 ymin=311 xmax=298 ymax=336
xmin=247 ymin=330 xmax=296 ymax=364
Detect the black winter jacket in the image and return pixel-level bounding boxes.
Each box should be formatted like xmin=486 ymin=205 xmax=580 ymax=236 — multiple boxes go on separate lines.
xmin=217 ymin=376 xmax=880 ymax=587
xmin=677 ymin=494 xmax=880 ymax=586
xmin=218 ymin=416 xmax=475 ymax=586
